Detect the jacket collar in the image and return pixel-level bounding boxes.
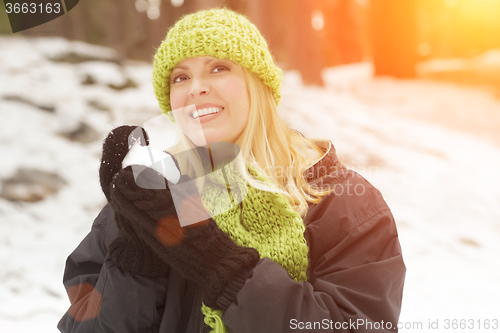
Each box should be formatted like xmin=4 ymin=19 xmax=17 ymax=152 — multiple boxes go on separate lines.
xmin=304 ymin=139 xmax=340 ymax=183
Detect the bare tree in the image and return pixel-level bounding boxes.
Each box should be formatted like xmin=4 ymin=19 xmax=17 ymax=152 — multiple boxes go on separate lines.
xmin=288 ymin=0 xmax=324 ymax=86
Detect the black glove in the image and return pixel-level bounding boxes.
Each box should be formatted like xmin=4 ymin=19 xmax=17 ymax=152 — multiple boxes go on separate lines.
xmin=99 ymin=125 xmax=149 ymax=202
xmin=108 ymin=163 xmax=260 ymax=308
xmin=99 ymin=125 xmax=169 ymax=277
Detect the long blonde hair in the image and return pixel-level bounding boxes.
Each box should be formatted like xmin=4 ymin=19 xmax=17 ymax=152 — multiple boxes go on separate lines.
xmin=236 ymin=68 xmax=343 ymax=217
xmin=168 ymin=65 xmax=342 ymax=217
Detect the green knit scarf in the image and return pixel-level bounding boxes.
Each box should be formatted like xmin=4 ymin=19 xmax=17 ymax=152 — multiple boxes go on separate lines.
xmin=200 ymin=162 xmax=309 ymax=333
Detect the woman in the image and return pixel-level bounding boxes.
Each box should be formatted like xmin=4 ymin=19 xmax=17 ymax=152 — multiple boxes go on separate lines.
xmin=58 ymin=8 xmax=405 ymax=333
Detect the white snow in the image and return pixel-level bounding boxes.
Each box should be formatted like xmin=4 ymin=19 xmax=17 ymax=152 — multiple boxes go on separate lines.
xmin=1 ymin=35 xmax=499 ymax=332
xmin=122 ymin=143 xmax=181 ymax=184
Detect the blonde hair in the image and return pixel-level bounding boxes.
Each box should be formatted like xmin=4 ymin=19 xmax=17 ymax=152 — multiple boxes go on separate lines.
xmin=168 ymin=66 xmax=341 ymax=217
xmin=236 ymin=68 xmax=342 ymax=217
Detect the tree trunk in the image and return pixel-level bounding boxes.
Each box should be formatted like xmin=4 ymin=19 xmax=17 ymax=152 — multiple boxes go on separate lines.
xmin=288 ymin=0 xmax=324 ymax=86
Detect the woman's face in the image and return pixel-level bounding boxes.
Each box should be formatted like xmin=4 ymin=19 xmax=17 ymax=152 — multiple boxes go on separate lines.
xmin=169 ymin=56 xmax=250 ymax=146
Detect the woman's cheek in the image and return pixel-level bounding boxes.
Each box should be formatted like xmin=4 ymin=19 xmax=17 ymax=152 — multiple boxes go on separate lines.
xmin=229 ymin=76 xmax=250 ymax=114
xmin=170 ymin=90 xmax=184 ymax=111
xmin=222 ymin=78 xmax=248 ymax=104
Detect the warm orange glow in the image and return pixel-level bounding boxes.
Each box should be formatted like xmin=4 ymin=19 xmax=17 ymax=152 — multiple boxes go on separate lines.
xmin=66 ymin=283 xmax=102 ymax=322
xmin=460 ymin=0 xmax=500 ymax=20
xmin=311 ymin=10 xmax=324 ymax=31
xmin=456 ymin=0 xmax=500 ymax=55
xmin=444 ymin=0 xmax=458 ymax=9
xmin=418 ymin=0 xmax=500 ymax=59
xmin=155 ymin=197 xmax=209 ymax=246
xmin=156 ymin=216 xmax=185 ymax=246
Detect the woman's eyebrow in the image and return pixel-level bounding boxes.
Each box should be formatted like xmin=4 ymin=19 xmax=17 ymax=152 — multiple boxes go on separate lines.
xmin=172 ymin=65 xmax=188 ymax=70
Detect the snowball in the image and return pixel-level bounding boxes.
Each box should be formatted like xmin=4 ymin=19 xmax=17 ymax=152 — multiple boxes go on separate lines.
xmin=122 ymin=143 xmax=180 ymax=184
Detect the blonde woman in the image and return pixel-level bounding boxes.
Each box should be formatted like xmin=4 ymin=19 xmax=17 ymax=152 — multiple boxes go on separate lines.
xmin=58 ymin=8 xmax=405 ymax=333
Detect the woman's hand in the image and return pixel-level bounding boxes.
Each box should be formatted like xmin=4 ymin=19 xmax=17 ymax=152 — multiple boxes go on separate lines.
xmin=98 ymin=126 xmax=171 ymax=277
xmin=98 ymin=126 xmax=259 ymax=306
xmin=108 ymin=166 xmax=259 ymax=308
xmin=99 ymin=125 xmax=149 ymax=202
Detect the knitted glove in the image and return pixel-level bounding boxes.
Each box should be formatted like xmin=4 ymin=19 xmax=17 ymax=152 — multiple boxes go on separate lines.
xmin=99 ymin=125 xmax=169 ymax=277
xmin=109 ymin=166 xmax=260 ymax=308
xmin=99 ymin=125 xmax=149 ymax=202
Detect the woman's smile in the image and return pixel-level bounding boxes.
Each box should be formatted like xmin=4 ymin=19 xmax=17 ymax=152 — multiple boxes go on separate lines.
xmin=191 ymin=104 xmax=224 ymax=120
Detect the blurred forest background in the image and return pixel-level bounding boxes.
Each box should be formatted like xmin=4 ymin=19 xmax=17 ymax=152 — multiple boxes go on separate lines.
xmin=2 ymin=0 xmax=500 ymax=87
xmin=2 ymin=1 xmax=500 ymax=331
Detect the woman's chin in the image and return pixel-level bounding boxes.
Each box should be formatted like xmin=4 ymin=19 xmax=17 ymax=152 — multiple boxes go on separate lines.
xmin=196 ymin=133 xmax=226 ymax=146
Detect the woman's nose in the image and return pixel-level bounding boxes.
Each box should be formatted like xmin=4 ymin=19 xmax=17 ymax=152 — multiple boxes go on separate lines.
xmin=188 ymin=78 xmax=210 ymax=97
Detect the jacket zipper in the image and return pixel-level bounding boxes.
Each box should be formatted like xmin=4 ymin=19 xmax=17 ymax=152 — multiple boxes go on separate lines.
xmin=199 ymin=318 xmax=206 ymax=333
xmin=195 ymin=287 xmax=206 ymax=333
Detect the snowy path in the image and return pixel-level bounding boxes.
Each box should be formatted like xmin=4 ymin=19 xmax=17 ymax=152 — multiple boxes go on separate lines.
xmin=1 ymin=36 xmax=499 ymax=332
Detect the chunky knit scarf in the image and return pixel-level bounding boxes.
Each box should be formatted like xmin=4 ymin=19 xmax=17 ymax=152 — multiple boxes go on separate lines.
xmin=200 ymin=162 xmax=309 ymax=333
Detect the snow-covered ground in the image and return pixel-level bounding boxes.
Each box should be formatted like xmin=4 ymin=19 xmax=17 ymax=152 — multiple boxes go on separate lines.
xmin=1 ymin=36 xmax=499 ymax=332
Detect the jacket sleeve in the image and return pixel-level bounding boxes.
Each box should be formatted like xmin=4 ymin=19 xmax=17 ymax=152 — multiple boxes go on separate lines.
xmin=220 ymin=170 xmax=406 ymax=332
xmin=57 ymin=204 xmax=167 ymax=333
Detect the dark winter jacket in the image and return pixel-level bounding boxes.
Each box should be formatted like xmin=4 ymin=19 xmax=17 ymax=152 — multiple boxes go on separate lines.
xmin=57 ymin=141 xmax=406 ymax=333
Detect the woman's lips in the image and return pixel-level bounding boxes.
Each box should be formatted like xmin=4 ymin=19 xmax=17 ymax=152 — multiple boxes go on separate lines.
xmin=191 ymin=105 xmax=224 ymax=123
xmin=194 ymin=108 xmax=223 ymax=124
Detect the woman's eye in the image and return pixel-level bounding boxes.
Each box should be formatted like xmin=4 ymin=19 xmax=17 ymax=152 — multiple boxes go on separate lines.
xmin=212 ymin=66 xmax=229 ymax=73
xmin=172 ymin=75 xmax=188 ymax=83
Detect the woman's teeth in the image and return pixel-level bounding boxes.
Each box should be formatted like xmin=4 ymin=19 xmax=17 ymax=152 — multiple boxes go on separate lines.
xmin=192 ymin=107 xmax=223 ymax=119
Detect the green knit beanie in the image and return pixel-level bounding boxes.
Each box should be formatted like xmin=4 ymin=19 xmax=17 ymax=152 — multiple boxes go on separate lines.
xmin=152 ymin=8 xmax=283 ymax=117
